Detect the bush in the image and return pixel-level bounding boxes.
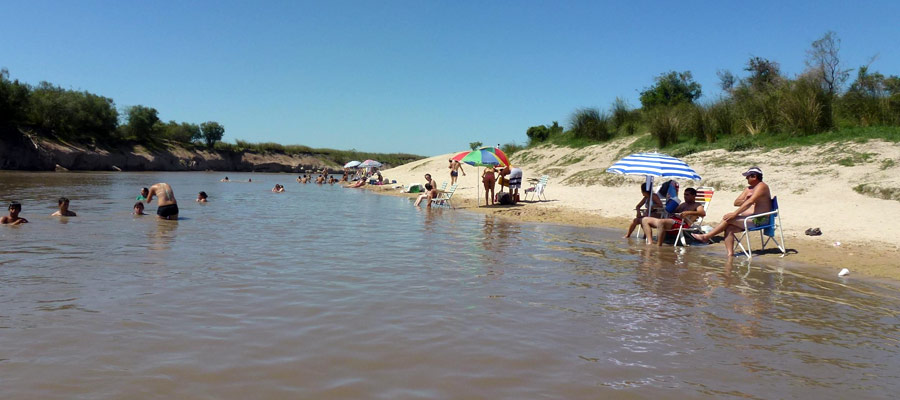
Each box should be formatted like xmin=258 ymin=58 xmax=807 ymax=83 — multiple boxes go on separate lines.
xmin=647 ymin=108 xmax=680 ymax=148
xmin=570 ymin=108 xmax=612 ymax=141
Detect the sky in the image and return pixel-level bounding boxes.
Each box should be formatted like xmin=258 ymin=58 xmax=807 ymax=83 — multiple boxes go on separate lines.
xmin=2 ymin=0 xmax=899 ymax=156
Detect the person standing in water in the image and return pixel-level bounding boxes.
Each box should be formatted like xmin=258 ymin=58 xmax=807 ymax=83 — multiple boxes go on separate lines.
xmin=1 ymin=202 xmax=28 ymax=225
xmin=51 ymin=197 xmax=77 ymax=216
xmin=146 ymin=183 xmax=178 ymax=220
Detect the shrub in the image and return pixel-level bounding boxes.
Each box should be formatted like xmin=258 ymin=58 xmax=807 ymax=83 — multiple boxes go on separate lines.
xmin=647 ymin=108 xmax=680 ymax=148
xmin=569 ymin=108 xmax=612 ymax=141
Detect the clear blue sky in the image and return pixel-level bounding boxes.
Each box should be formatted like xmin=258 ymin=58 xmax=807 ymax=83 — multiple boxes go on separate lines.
xmin=2 ymin=0 xmax=898 ymax=156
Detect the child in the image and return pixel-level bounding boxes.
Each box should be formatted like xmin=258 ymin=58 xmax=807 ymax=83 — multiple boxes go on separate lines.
xmin=1 ymin=202 xmax=29 ymax=225
xmin=133 ymin=202 xmax=146 ymax=215
xmin=51 ymin=197 xmax=77 ymax=216
xmin=197 ymin=191 xmax=208 ymax=202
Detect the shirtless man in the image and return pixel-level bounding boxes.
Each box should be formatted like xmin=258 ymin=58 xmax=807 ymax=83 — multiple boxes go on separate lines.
xmin=692 ymin=167 xmax=772 ymax=256
xmin=51 ymin=197 xmax=77 ymax=216
xmin=1 ymin=202 xmax=28 ymax=225
xmin=146 ymin=182 xmax=179 ymax=220
xmin=414 ymin=183 xmax=439 ymax=207
xmin=449 ymin=159 xmax=466 ymax=185
xmin=640 ymin=187 xmax=705 ymax=245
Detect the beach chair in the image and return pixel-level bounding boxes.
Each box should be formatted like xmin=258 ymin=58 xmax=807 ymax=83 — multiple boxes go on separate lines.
xmin=524 ymin=175 xmax=549 ymax=201
xmin=431 ymin=183 xmax=458 ymax=209
xmin=671 ymin=186 xmax=714 ymax=246
xmin=439 ymin=181 xmax=448 ymax=192
xmin=733 ymin=196 xmax=786 ymax=258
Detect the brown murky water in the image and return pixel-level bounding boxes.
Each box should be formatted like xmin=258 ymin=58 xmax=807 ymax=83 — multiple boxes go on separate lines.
xmin=1 ymin=171 xmax=899 ymax=399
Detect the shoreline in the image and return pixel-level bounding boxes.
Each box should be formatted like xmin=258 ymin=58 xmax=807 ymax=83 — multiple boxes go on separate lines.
xmin=365 ymin=184 xmax=900 ymax=282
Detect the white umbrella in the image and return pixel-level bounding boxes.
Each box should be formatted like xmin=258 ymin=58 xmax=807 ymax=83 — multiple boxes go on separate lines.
xmin=344 ymin=160 xmax=361 ymax=169
xmin=358 ymin=159 xmax=382 ymax=168
xmin=607 ymin=152 xmax=701 ymax=215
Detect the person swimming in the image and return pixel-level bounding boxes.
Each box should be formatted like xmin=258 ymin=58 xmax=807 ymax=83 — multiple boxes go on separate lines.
xmin=197 ymin=191 xmax=208 ymax=202
xmin=51 ymin=197 xmax=77 ymax=216
xmin=1 ymin=202 xmax=28 ymax=225
xmin=133 ymin=202 xmax=146 ymax=215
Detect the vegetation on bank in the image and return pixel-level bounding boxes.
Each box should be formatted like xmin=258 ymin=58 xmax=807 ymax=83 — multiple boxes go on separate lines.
xmin=517 ymin=31 xmax=900 ymax=156
xmin=0 ymin=69 xmax=422 ymax=166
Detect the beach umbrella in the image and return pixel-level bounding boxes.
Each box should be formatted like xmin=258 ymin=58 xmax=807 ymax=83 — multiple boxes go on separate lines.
xmin=359 ymin=159 xmax=382 ymax=168
xmin=452 ymin=146 xmax=509 ymax=167
xmin=344 ymin=160 xmax=361 ymax=169
xmin=607 ymin=152 xmax=701 ymax=215
xmin=452 ymin=146 xmax=510 ymax=205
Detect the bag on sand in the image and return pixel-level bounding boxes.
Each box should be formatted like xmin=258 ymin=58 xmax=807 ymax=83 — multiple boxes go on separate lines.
xmin=497 ymin=192 xmax=514 ymax=205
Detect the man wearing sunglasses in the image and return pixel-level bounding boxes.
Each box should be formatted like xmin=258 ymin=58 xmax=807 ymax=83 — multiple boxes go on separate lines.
xmin=692 ymin=166 xmax=772 ymax=257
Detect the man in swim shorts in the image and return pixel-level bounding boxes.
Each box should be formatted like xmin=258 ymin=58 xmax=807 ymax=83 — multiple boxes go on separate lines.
xmin=449 ymin=159 xmax=466 ymax=185
xmin=640 ymin=187 xmax=705 ymax=245
xmin=1 ymin=202 xmax=28 ymax=225
xmin=146 ymin=182 xmax=179 ymax=220
xmin=692 ymin=166 xmax=772 ymax=256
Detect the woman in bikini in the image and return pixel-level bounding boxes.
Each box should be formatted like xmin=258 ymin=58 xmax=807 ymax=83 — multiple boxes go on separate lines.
xmin=482 ymin=165 xmax=497 ymax=206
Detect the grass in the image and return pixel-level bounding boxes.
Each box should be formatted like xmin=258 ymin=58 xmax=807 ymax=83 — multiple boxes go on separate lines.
xmin=854 ymin=183 xmax=900 ymax=202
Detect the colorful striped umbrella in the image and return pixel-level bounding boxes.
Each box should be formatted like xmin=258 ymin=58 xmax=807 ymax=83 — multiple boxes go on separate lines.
xmin=358 ymin=159 xmax=382 ymax=168
xmin=452 ymin=147 xmax=509 ymax=167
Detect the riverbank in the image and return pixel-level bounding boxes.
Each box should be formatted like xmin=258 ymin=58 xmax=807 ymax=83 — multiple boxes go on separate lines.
xmin=374 ymin=137 xmax=900 ymax=281
xmin=0 ymin=128 xmax=412 ymax=172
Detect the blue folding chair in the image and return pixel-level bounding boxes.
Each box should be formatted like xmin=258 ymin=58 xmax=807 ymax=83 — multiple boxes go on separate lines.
xmin=734 ymin=196 xmax=786 ymax=258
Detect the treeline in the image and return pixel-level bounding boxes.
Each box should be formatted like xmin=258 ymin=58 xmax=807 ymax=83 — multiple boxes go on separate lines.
xmin=218 ymin=140 xmax=422 ymax=167
xmin=524 ymin=31 xmax=900 ymax=152
xmin=0 ymin=69 xmax=225 ymax=148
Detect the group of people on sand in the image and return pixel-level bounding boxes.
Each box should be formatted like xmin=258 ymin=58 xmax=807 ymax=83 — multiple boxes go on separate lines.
xmin=478 ymin=163 xmax=523 ymax=206
xmin=625 ymin=166 xmax=773 ymax=258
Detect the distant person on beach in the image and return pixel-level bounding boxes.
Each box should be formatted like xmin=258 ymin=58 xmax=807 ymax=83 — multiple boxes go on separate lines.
xmin=640 ymin=187 xmax=705 ymax=245
xmin=346 ymin=179 xmax=367 ymax=188
xmin=482 ymin=165 xmax=497 ymax=206
xmin=414 ymin=183 xmax=439 ymax=207
xmin=221 ymin=176 xmax=230 ymax=182
xmin=499 ymin=165 xmax=523 ymax=202
xmin=197 ymin=192 xmax=208 ymax=202
xmin=424 ymin=173 xmax=436 ymax=190
xmin=272 ymin=184 xmax=285 ymax=193
xmin=624 ymin=183 xmax=663 ymax=238
xmin=375 ymin=172 xmax=383 ymax=184
xmin=449 ymin=159 xmax=466 ymax=185
xmin=146 ymin=182 xmax=178 ymax=220
xmin=692 ymin=167 xmax=772 ymax=257
xmin=1 ymin=202 xmax=28 ymax=225
xmin=137 ymin=187 xmax=149 ymax=201
xmin=51 ymin=197 xmax=77 ymax=216
xmin=133 ymin=202 xmax=146 ymax=215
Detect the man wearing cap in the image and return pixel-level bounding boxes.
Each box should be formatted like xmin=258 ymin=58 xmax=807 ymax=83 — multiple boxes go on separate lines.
xmin=692 ymin=166 xmax=771 ymax=257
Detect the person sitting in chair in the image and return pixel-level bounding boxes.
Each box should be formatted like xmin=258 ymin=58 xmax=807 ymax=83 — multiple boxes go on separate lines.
xmin=624 ymin=183 xmax=663 ymax=238
xmin=640 ymin=187 xmax=705 ymax=245
xmin=692 ymin=166 xmax=772 ymax=257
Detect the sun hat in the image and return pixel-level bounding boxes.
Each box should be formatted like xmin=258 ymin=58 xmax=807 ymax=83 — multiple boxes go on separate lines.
xmin=741 ymin=166 xmax=763 ymax=176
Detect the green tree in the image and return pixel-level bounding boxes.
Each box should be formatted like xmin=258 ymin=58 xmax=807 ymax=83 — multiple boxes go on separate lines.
xmin=468 ymin=141 xmax=482 ymax=151
xmin=161 ymin=120 xmax=201 ymax=143
xmin=744 ymin=57 xmax=781 ymax=91
xmin=200 ymin=121 xmax=225 ymax=148
xmin=123 ymin=105 xmax=160 ymax=142
xmin=28 ymin=81 xmax=119 ymax=143
xmin=0 ymin=68 xmax=31 ymax=126
xmin=639 ymin=71 xmax=702 ymax=108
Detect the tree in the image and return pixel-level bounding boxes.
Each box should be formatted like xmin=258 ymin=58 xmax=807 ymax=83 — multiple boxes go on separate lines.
xmin=161 ymin=120 xmax=201 ymax=143
xmin=639 ymin=71 xmax=702 ymax=108
xmin=123 ymin=105 xmax=160 ymax=141
xmin=468 ymin=141 xmax=482 ymax=151
xmin=744 ymin=57 xmax=781 ymax=90
xmin=806 ymin=31 xmax=851 ymax=97
xmin=0 ymin=68 xmax=31 ymax=126
xmin=717 ymin=69 xmax=736 ymax=93
xmin=200 ymin=121 xmax=225 ymax=148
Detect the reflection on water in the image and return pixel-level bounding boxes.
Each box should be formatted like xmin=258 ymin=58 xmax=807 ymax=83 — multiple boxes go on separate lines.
xmin=0 ymin=171 xmax=899 ymax=399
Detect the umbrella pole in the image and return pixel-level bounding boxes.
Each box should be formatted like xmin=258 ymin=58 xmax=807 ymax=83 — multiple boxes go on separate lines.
xmin=645 ymin=176 xmax=654 ymax=217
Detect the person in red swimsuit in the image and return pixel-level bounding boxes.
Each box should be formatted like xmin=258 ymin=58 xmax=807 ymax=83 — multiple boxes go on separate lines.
xmin=482 ymin=166 xmax=496 ymax=206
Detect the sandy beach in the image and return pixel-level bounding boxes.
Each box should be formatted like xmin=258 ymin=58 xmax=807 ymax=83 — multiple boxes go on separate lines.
xmin=372 ymin=137 xmax=900 ymax=281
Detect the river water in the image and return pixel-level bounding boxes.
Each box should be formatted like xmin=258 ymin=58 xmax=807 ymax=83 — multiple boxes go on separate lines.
xmin=1 ymin=171 xmax=898 ymax=399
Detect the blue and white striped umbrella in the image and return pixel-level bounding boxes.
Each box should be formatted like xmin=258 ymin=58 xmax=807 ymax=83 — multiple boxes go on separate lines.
xmin=607 ymin=152 xmax=701 ymax=180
